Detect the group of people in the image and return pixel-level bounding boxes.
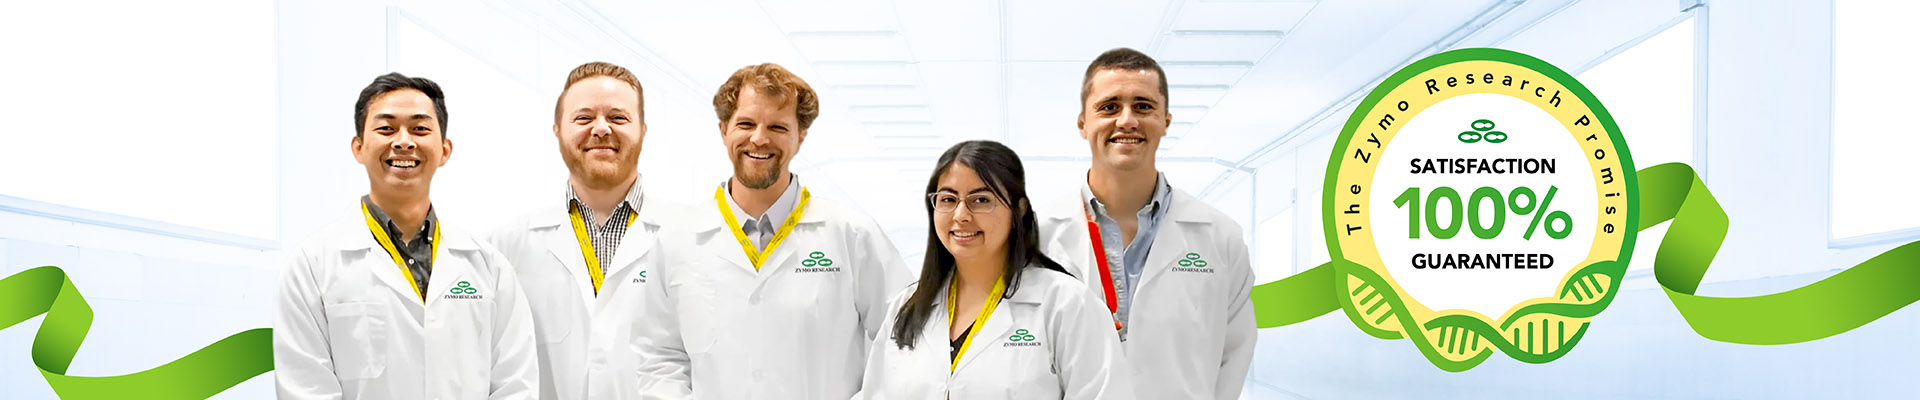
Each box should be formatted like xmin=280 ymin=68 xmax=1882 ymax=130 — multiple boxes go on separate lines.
xmin=272 ymin=47 xmax=1256 ymax=400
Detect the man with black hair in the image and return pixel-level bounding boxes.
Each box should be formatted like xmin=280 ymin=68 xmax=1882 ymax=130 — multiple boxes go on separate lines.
xmin=274 ymin=72 xmax=539 ymax=400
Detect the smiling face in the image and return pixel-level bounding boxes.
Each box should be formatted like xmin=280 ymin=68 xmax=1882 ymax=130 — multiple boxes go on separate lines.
xmin=720 ymin=85 xmax=805 ymax=190
xmin=556 ymin=75 xmax=645 ymax=189
xmin=1077 ymin=68 xmax=1171 ymax=174
xmin=932 ymin=162 xmax=1013 ymax=265
xmin=353 ymin=88 xmax=450 ymax=196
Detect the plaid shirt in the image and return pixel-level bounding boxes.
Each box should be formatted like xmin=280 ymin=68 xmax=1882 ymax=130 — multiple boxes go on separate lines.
xmin=361 ymin=195 xmax=438 ymax=298
xmin=567 ymin=180 xmax=645 ymax=271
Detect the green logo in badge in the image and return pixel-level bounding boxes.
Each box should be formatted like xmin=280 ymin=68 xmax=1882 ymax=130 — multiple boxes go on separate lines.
xmin=1458 ymin=119 xmax=1509 ymax=143
xmin=801 ymin=251 xmax=834 ymax=267
xmin=1009 ymin=329 xmax=1036 ymax=342
xmin=450 ymin=281 xmax=477 ymax=295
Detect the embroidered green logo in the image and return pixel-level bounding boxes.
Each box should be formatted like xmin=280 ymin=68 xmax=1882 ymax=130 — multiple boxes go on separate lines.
xmin=801 ymin=251 xmax=835 ymax=267
xmin=1009 ymin=329 xmax=1036 ymax=342
xmin=1177 ymin=252 xmax=1210 ymax=268
xmin=637 ymin=270 xmax=647 ymax=279
xmin=449 ymin=281 xmax=477 ymax=294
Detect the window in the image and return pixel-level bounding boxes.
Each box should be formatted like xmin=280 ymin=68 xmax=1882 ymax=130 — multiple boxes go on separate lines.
xmin=1831 ymin=1 xmax=1920 ymax=242
xmin=1577 ymin=17 xmax=1696 ymax=270
xmin=1256 ymin=207 xmax=1295 ymax=284
xmin=0 ymin=1 xmax=277 ymax=238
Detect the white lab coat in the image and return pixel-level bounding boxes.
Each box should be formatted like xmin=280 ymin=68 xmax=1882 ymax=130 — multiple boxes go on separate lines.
xmin=480 ymin=195 xmax=685 ymax=400
xmin=856 ymin=267 xmax=1134 ymax=400
xmin=274 ymin=215 xmax=539 ymax=400
xmin=636 ymin=186 xmax=913 ymax=399
xmin=1035 ymin=187 xmax=1256 ymax=400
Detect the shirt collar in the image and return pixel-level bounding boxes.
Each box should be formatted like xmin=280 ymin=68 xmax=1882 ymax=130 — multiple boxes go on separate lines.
xmin=360 ymin=194 xmax=437 ymax=244
xmin=724 ymin=173 xmax=802 ymax=228
xmin=565 ymin=175 xmax=647 ymax=220
xmin=1081 ymin=172 xmax=1172 ymax=220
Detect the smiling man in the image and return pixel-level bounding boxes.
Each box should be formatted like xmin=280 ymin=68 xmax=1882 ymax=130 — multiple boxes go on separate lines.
xmin=274 ymin=73 xmax=539 ymax=400
xmin=1034 ymin=48 xmax=1257 ymax=399
xmin=482 ymin=61 xmax=680 ymax=400
xmin=636 ymin=63 xmax=911 ymax=399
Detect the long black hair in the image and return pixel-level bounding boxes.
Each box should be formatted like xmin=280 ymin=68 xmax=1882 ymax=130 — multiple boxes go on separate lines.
xmin=891 ymin=140 xmax=1069 ymax=349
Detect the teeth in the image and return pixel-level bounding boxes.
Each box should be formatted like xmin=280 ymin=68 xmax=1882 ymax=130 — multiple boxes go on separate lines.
xmin=389 ymin=160 xmax=418 ymax=168
xmin=951 ymin=231 xmax=980 ymax=238
xmin=746 ymin=152 xmax=774 ymax=160
xmin=1111 ymin=137 xmax=1144 ymax=144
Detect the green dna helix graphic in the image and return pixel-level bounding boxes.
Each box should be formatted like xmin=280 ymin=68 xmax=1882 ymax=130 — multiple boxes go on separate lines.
xmin=1251 ymin=162 xmax=1920 ymax=352
xmin=1 ymin=266 xmax=271 ymax=399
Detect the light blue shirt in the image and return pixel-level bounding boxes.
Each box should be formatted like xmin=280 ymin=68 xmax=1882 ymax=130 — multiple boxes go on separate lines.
xmin=1081 ymin=172 xmax=1173 ymax=333
xmin=724 ymin=174 xmax=802 ymax=251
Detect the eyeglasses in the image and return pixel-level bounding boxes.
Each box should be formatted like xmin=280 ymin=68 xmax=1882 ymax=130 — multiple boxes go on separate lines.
xmin=927 ymin=192 xmax=1001 ymax=214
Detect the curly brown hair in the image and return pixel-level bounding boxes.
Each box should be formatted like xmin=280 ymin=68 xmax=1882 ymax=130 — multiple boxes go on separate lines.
xmin=713 ymin=63 xmax=819 ymax=130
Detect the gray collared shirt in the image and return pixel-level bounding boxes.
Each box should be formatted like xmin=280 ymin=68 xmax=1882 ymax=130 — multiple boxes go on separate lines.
xmin=724 ymin=173 xmax=802 ymax=252
xmin=361 ymin=195 xmax=438 ymax=298
xmin=566 ymin=178 xmax=646 ymax=275
xmin=1081 ymin=172 xmax=1173 ymax=330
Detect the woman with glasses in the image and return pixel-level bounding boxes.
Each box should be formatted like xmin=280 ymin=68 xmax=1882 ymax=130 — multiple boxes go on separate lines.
xmin=856 ymin=140 xmax=1132 ymax=399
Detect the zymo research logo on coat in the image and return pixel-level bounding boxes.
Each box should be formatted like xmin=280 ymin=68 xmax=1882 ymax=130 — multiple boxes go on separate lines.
xmin=444 ymin=280 xmax=484 ymax=300
xmin=1003 ymin=329 xmax=1041 ymax=347
xmin=1172 ymin=252 xmax=1214 ymax=273
xmin=796 ymin=251 xmax=840 ymax=273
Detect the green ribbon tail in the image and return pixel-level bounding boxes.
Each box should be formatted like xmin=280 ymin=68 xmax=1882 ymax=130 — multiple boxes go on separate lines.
xmin=1252 ymin=262 xmax=1339 ymax=328
xmin=1 ymin=266 xmax=272 ymax=399
xmin=1639 ymin=163 xmax=1920 ymax=345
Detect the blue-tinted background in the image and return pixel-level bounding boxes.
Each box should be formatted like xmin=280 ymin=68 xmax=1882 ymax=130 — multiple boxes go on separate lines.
xmin=2 ymin=0 xmax=1913 ymax=398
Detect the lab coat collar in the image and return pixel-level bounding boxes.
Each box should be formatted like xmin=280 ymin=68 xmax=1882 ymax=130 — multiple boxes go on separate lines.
xmin=945 ymin=264 xmax=1052 ymax=374
xmin=703 ymin=181 xmax=824 ymax=275
xmin=540 ymin=179 xmax=660 ymax=304
xmin=333 ymin=219 xmax=480 ymax=307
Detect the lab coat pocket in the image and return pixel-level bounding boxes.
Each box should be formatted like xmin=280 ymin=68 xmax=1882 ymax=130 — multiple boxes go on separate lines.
xmin=533 ymin=289 xmax=575 ymax=344
xmin=323 ymin=301 xmax=388 ymax=380
xmin=671 ymin=269 xmax=720 ymax=354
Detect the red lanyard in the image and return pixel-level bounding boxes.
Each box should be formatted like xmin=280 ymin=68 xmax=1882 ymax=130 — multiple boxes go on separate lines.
xmin=1083 ymin=206 xmax=1123 ymax=331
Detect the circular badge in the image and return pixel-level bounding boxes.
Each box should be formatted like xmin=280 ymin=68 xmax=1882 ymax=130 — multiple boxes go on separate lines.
xmin=1324 ymin=48 xmax=1637 ymax=371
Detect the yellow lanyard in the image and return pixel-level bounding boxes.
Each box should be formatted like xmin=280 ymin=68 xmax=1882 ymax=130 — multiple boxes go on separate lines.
xmin=568 ymin=203 xmax=637 ymax=294
xmin=361 ymin=202 xmax=438 ymax=303
xmin=713 ymin=185 xmax=811 ymax=270
xmin=946 ymin=276 xmax=1007 ymax=372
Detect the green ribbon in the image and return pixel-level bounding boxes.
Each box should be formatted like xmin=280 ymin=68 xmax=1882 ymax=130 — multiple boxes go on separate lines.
xmin=1 ymin=266 xmax=271 ymax=399
xmin=1253 ymin=162 xmax=1920 ymax=345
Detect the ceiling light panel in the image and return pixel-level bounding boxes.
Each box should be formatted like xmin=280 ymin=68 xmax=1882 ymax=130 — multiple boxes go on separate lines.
xmin=848 ymin=105 xmax=934 ymax=122
xmin=809 ymin=61 xmax=921 ymax=86
xmin=1161 ymin=61 xmax=1254 ymax=86
xmin=789 ymin=31 xmax=914 ymax=62
xmin=756 ymin=0 xmax=899 ymax=32
xmin=1155 ymin=33 xmax=1285 ymax=63
xmin=1173 ymin=1 xmax=1315 ymax=32
xmin=1169 ymin=84 xmax=1230 ymax=104
xmin=826 ymin=84 xmax=926 ymax=105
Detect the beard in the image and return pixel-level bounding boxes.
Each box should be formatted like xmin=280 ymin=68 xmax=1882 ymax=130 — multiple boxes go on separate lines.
xmin=732 ymin=153 xmax=785 ymax=190
xmin=562 ymin=145 xmax=637 ymax=190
